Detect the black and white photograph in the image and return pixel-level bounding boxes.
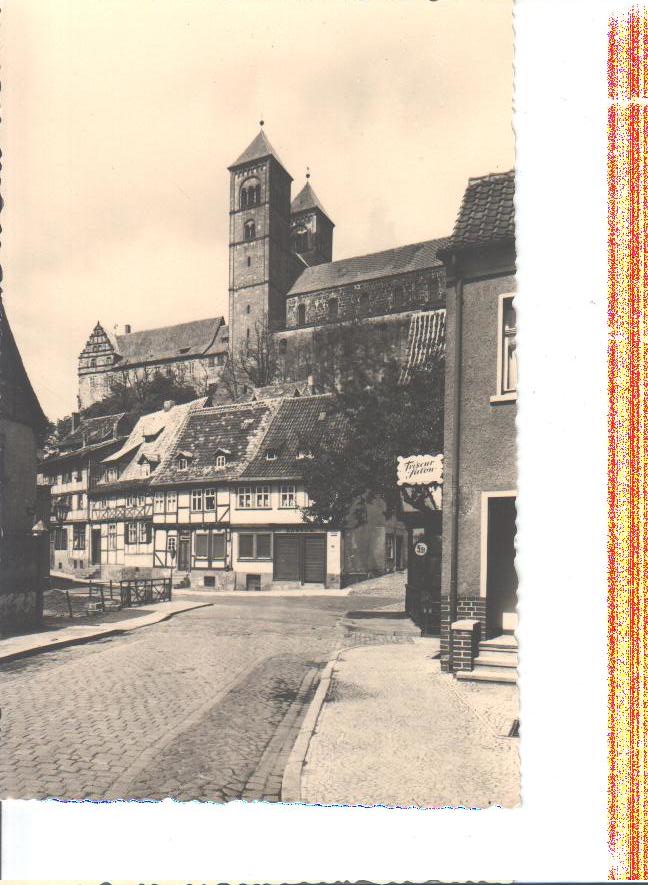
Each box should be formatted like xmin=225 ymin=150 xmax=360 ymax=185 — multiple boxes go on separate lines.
xmin=0 ymin=0 xmax=518 ymax=812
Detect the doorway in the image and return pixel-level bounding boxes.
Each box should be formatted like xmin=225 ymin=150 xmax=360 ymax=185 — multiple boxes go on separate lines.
xmin=178 ymin=534 xmax=191 ymax=571
xmin=484 ymin=494 xmax=518 ymax=636
xmin=91 ymin=528 xmax=102 ymax=566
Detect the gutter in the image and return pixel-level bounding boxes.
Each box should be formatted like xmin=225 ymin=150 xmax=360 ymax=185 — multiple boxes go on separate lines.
xmin=447 ymin=256 xmax=464 ymax=649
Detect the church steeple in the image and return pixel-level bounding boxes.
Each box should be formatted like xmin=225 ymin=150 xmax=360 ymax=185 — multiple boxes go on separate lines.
xmin=290 ymin=174 xmax=334 ymax=266
xmin=227 ymin=128 xmax=301 ymax=357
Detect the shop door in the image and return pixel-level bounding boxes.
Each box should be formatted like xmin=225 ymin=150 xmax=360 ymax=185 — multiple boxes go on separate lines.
xmin=91 ymin=528 xmax=102 ymax=566
xmin=303 ymin=534 xmax=326 ymax=583
xmin=274 ymin=534 xmax=301 ymax=581
xmin=178 ymin=535 xmax=191 ymax=571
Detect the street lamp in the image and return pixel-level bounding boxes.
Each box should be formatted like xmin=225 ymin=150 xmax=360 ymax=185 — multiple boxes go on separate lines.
xmin=53 ymin=498 xmax=72 ymax=525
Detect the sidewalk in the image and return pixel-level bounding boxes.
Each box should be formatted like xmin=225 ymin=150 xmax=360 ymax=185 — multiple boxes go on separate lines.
xmin=0 ymin=599 xmax=212 ymax=663
xmin=296 ymin=638 xmax=519 ymax=809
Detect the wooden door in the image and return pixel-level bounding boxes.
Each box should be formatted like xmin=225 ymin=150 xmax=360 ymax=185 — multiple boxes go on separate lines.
xmin=274 ymin=534 xmax=301 ymax=581
xmin=178 ymin=537 xmax=191 ymax=571
xmin=91 ymin=528 xmax=102 ymax=565
xmin=303 ymin=534 xmax=326 ymax=583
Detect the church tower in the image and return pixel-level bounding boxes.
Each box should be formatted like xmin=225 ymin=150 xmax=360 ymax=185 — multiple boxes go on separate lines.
xmin=228 ymin=128 xmax=300 ymax=358
xmin=290 ymin=177 xmax=334 ymax=267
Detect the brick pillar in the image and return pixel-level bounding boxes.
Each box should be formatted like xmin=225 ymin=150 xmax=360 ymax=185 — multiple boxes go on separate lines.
xmin=450 ymin=618 xmax=481 ymax=672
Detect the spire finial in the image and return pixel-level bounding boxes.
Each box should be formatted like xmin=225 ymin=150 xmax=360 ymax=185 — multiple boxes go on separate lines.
xmin=306 ymin=166 xmax=311 ymax=180
xmin=259 ymin=117 xmax=264 ymax=128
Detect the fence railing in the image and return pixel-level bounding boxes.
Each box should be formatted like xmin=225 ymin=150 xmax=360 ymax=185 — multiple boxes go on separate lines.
xmin=87 ymin=577 xmax=172 ymax=611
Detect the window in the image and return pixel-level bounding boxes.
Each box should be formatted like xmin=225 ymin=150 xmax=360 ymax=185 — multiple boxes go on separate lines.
xmin=127 ymin=522 xmax=138 ymax=545
xmin=297 ymin=303 xmax=306 ymax=326
xmin=77 ymin=493 xmax=84 ymax=510
xmin=266 ymin=450 xmax=278 ymax=461
xmin=72 ymin=525 xmax=85 ymax=550
xmin=208 ymin=356 xmax=215 ymax=367
xmin=328 ymin=298 xmax=339 ymax=321
xmin=215 ymin=454 xmax=227 ymax=468
xmin=108 ymin=523 xmax=117 ymax=550
xmin=205 ymin=488 xmax=216 ymax=511
xmin=244 ymin=220 xmax=256 ymax=241
xmin=62 ymin=471 xmax=72 ymax=484
xmin=54 ymin=527 xmax=68 ymax=550
xmin=238 ymin=532 xmax=272 ymax=560
xmin=177 ymin=456 xmax=188 ymax=470
xmin=246 ymin=304 xmax=251 ymax=314
xmin=195 ymin=532 xmax=209 ymax=558
xmin=237 ymin=485 xmax=270 ymax=509
xmin=191 ymin=489 xmax=204 ymax=511
xmin=280 ymin=485 xmax=296 ymax=508
xmin=493 ymin=294 xmax=518 ymax=400
xmin=216 ymin=353 xmax=225 ymax=366
xmin=211 ymin=533 xmax=225 ymax=559
xmin=166 ymin=491 xmax=177 ymax=512
xmin=167 ymin=535 xmax=177 ymax=556
xmin=240 ymin=180 xmax=261 ymax=209
xmin=141 ymin=461 xmax=151 ymax=477
xmin=138 ymin=521 xmax=151 ymax=544
xmin=385 ymin=533 xmax=395 ymax=560
xmin=294 ymin=226 xmax=309 ymax=252
xmin=154 ymin=492 xmax=165 ymax=513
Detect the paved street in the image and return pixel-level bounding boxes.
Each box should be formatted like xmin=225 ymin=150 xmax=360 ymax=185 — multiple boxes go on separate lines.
xmin=0 ymin=590 xmax=399 ymax=802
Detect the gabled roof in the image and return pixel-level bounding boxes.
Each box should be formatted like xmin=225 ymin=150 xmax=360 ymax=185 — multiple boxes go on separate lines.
xmin=153 ymin=400 xmax=278 ymax=485
xmin=113 ymin=317 xmax=225 ymax=367
xmin=250 ymin=381 xmax=311 ymax=401
xmin=228 ymin=129 xmax=291 ymax=177
xmin=444 ymin=170 xmax=515 ymax=251
xmin=58 ymin=413 xmax=128 ymax=452
xmin=98 ymin=399 xmax=206 ymax=483
xmin=286 ymin=237 xmax=450 ymax=297
xmin=291 ymin=182 xmax=333 ymax=224
xmin=242 ymin=394 xmax=346 ymax=480
xmin=0 ymin=297 xmax=47 ymax=431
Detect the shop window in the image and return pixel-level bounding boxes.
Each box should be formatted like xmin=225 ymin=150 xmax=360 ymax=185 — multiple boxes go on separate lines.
xmin=238 ymin=532 xmax=272 ymax=560
xmin=195 ymin=532 xmax=209 ymax=558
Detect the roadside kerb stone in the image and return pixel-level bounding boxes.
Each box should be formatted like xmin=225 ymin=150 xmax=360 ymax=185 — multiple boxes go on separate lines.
xmin=0 ymin=600 xmax=213 ymax=664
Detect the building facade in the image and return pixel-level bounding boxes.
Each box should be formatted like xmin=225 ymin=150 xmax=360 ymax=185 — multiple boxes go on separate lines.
xmin=0 ymin=297 xmax=50 ymax=635
xmin=438 ymin=171 xmax=517 ymax=679
xmin=78 ymin=128 xmax=447 ymax=410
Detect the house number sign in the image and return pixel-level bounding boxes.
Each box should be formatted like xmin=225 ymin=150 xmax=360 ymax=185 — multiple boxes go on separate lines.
xmin=414 ymin=542 xmax=428 ymax=557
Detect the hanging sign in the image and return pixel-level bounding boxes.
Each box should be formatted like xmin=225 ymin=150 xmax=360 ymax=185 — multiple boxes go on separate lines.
xmin=397 ymin=454 xmax=443 ymax=487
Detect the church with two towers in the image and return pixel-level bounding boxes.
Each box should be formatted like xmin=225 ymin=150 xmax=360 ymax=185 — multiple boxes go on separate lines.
xmin=78 ymin=127 xmax=447 ymax=409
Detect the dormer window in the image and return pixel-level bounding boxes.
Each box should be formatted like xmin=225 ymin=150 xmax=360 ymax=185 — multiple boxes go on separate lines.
xmin=265 ymin=449 xmax=278 ymax=461
xmin=244 ymin=220 xmax=256 ymax=241
xmin=179 ymin=346 xmax=190 ymax=355
xmin=215 ymin=454 xmax=227 ymax=468
xmin=177 ymin=457 xmax=188 ymax=470
xmin=176 ymin=451 xmax=194 ymax=470
xmin=296 ymin=447 xmax=314 ymax=460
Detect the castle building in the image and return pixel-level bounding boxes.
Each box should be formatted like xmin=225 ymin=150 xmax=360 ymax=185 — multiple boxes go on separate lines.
xmin=78 ymin=128 xmax=446 ymax=409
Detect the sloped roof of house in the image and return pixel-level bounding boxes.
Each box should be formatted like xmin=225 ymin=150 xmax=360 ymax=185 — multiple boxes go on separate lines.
xmin=401 ymin=309 xmax=446 ymax=382
xmin=241 ymin=394 xmax=346 ymax=481
xmin=153 ymin=400 xmax=278 ymax=485
xmin=113 ymin=317 xmax=226 ymax=367
xmin=99 ymin=399 xmax=206 ymax=484
xmin=58 ymin=413 xmax=128 ymax=452
xmin=0 ymin=297 xmax=47 ymax=431
xmin=291 ymin=182 xmax=333 ymax=224
xmin=444 ymin=170 xmax=515 ymax=251
xmin=250 ymin=381 xmax=311 ymax=401
xmin=286 ymin=237 xmax=450 ymax=297
xmin=228 ymin=129 xmax=290 ymax=176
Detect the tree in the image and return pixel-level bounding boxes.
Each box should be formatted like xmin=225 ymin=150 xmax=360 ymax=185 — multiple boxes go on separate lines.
xmin=220 ymin=318 xmax=279 ymax=400
xmin=81 ymin=367 xmax=203 ymax=419
xmin=301 ymin=357 xmax=444 ymax=528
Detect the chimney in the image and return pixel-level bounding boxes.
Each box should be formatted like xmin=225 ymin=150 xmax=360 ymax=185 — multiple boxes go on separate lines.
xmin=163 ymin=400 xmax=175 ymax=412
xmin=71 ymin=412 xmax=81 ymax=431
xmin=307 ymin=374 xmax=315 ymax=392
xmin=124 ymin=324 xmax=132 ymax=334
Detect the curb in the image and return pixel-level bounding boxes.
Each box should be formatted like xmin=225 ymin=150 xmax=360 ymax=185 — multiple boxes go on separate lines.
xmin=0 ymin=601 xmax=213 ymax=664
xmin=281 ymin=656 xmax=337 ymax=803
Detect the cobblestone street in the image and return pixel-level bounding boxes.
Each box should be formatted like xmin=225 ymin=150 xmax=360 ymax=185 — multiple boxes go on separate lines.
xmin=0 ymin=590 xmax=398 ymax=802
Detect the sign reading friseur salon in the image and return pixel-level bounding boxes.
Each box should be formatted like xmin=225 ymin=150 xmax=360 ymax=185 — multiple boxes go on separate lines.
xmin=397 ymin=454 xmax=443 ymax=512
xmin=397 ymin=454 xmax=443 ymax=486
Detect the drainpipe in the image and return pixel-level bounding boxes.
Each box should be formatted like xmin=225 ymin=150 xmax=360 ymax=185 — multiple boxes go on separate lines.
xmin=447 ymin=255 xmax=464 ymax=654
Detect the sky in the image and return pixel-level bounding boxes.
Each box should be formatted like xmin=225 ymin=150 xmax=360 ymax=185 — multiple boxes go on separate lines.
xmin=2 ymin=0 xmax=513 ymax=420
